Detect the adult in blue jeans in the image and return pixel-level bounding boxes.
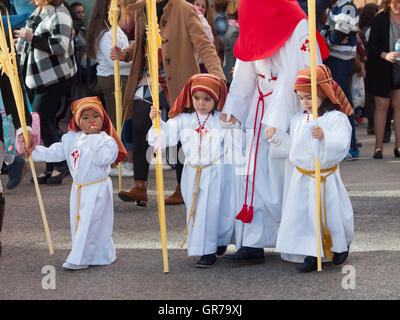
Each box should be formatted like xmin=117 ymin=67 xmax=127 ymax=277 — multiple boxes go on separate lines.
xmin=325 ymin=56 xmax=359 ymax=159
xmin=322 ymin=0 xmax=360 ymax=160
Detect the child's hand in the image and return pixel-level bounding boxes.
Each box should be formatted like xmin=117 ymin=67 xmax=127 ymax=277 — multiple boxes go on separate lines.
xmin=267 ymin=127 xmax=276 ymax=139
xmin=312 ymin=126 xmax=324 ymax=140
xmin=18 ymin=131 xmax=36 ymax=158
xmin=220 ymin=113 xmax=238 ymax=124
xmin=149 ymin=106 xmax=161 ymax=120
xmin=87 ymin=124 xmax=101 ymax=135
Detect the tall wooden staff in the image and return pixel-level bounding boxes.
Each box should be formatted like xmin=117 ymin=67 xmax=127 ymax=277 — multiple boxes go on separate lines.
xmin=108 ymin=0 xmax=123 ymax=192
xmin=0 ymin=13 xmax=54 ymax=255
xmin=145 ymin=0 xmax=169 ymax=273
xmin=307 ymin=0 xmax=322 ymax=271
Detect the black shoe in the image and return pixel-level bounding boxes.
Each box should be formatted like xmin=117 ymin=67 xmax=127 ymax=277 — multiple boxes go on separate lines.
xmin=296 ymin=256 xmax=318 ymax=272
xmin=7 ymin=156 xmax=27 ymax=190
xmin=196 ymin=254 xmax=217 ymax=268
xmin=216 ymin=246 xmax=227 ymax=256
xmin=332 ymin=249 xmax=349 ymax=265
xmin=31 ymin=171 xmax=52 ymax=184
xmin=1 ymin=162 xmax=8 ymax=175
xmin=46 ymin=170 xmax=67 ymax=184
xmin=394 ymin=148 xmax=400 ymax=158
xmin=223 ymin=246 xmax=265 ymax=264
xmin=373 ymin=148 xmax=383 ymax=159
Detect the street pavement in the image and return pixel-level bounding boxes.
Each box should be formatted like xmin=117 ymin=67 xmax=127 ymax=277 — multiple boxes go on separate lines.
xmin=0 ymin=121 xmax=399 ymax=301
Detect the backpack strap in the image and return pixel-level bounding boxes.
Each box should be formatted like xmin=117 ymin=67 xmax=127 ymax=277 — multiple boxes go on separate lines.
xmin=0 ymin=91 xmax=7 ymax=120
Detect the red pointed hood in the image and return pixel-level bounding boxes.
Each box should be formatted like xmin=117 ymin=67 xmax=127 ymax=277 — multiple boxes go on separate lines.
xmin=234 ymin=0 xmax=329 ymax=61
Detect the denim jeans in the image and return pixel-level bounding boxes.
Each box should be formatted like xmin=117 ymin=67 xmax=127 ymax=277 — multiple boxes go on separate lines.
xmin=325 ymin=56 xmax=358 ymax=152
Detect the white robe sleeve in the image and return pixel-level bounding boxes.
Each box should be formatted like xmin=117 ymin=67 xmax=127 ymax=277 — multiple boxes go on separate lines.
xmin=31 ymin=133 xmax=69 ymax=162
xmin=320 ymin=112 xmax=352 ymax=167
xmin=82 ymin=132 xmax=119 ymax=166
xmin=262 ymin=19 xmax=323 ymax=131
xmin=148 ymin=116 xmax=181 ymax=149
xmin=222 ymin=59 xmax=257 ymax=126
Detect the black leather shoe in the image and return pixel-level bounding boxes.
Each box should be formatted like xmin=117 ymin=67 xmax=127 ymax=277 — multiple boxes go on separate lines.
xmin=223 ymin=246 xmax=265 ymax=264
xmin=296 ymin=256 xmax=318 ymax=272
xmin=46 ymin=170 xmax=67 ymax=185
xmin=373 ymin=148 xmax=383 ymax=159
xmin=394 ymin=148 xmax=400 ymax=158
xmin=216 ymin=246 xmax=227 ymax=256
xmin=332 ymin=249 xmax=349 ymax=265
xmin=31 ymin=171 xmax=52 ymax=184
xmin=196 ymin=254 xmax=217 ymax=268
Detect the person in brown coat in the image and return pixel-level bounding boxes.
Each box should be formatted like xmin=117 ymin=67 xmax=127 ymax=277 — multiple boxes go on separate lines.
xmin=110 ymin=0 xmax=225 ymax=207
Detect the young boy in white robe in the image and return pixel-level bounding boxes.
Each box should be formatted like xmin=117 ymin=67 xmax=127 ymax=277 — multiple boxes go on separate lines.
xmin=24 ymin=96 xmax=127 ymax=270
xmin=148 ymin=73 xmax=234 ymax=268
xmin=219 ymin=0 xmax=329 ymax=264
xmin=267 ymin=65 xmax=355 ymax=272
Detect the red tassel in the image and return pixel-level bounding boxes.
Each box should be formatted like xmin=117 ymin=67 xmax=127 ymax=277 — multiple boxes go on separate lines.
xmin=241 ymin=205 xmax=254 ymax=223
xmin=236 ymin=204 xmax=248 ymax=220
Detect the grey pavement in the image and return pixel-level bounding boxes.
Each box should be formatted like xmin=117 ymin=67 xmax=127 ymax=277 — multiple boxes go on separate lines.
xmin=0 ymin=121 xmax=399 ymax=300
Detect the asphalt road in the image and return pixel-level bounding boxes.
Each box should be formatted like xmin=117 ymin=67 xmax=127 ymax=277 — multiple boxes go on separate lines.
xmin=0 ymin=121 xmax=399 ymax=301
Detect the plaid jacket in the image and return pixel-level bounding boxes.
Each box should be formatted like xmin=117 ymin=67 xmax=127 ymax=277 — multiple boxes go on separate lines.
xmin=20 ymin=4 xmax=77 ymax=90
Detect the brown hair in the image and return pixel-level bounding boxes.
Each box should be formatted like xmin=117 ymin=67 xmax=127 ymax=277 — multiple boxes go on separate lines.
xmin=40 ymin=0 xmax=64 ymax=6
xmin=359 ymin=3 xmax=379 ymax=30
xmin=85 ymin=0 xmax=111 ymax=59
xmin=213 ymin=0 xmax=229 ymax=13
xmin=226 ymin=0 xmax=239 ymax=20
xmin=381 ymin=0 xmax=400 ymax=12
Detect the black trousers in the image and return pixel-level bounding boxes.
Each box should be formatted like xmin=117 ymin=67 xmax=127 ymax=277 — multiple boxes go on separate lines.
xmin=131 ymin=99 xmax=183 ymax=183
xmin=31 ymin=79 xmax=73 ymax=173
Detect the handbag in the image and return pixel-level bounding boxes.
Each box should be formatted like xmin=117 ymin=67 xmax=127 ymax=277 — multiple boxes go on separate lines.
xmin=0 ymin=90 xmax=41 ymax=155
xmin=15 ymin=95 xmax=41 ymax=155
xmin=0 ymin=92 xmax=17 ymax=155
xmin=392 ymin=62 xmax=400 ymax=87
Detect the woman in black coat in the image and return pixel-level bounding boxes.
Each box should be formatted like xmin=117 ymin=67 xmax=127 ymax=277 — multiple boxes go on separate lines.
xmin=366 ymin=0 xmax=400 ymax=159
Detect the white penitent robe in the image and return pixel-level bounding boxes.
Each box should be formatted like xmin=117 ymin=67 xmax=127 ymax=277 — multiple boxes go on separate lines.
xmin=148 ymin=111 xmax=239 ymax=256
xmin=222 ymin=19 xmax=323 ymax=249
xmin=275 ymin=111 xmax=354 ymax=263
xmin=32 ymin=131 xmax=119 ymax=265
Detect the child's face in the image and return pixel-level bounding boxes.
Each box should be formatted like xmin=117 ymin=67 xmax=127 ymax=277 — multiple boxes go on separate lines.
xmin=194 ymin=0 xmax=207 ymax=16
xmin=79 ymin=109 xmax=103 ymax=134
xmin=192 ymin=90 xmax=215 ymax=115
xmin=296 ymin=91 xmax=323 ymax=114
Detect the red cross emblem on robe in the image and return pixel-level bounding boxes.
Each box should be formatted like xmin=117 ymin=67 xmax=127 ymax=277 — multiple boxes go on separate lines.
xmin=71 ymin=150 xmax=80 ymax=170
xmin=301 ymin=39 xmax=310 ymax=53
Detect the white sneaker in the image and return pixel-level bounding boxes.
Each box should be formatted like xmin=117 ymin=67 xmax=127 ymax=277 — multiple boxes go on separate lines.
xmin=109 ymin=166 xmax=119 ymax=177
xmin=120 ymin=162 xmax=134 ymax=177
xmin=109 ymin=163 xmax=134 ymax=177
xmin=62 ymin=262 xmax=89 ymax=270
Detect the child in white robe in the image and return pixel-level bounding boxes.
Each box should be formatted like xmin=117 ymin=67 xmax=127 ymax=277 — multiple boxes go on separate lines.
xmin=219 ymin=0 xmax=329 ymax=264
xmin=267 ymin=65 xmax=354 ymax=272
xmin=24 ymin=96 xmax=127 ymax=270
xmin=148 ymin=73 xmax=234 ymax=268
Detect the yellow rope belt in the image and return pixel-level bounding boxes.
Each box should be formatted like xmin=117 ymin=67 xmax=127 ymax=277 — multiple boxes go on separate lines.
xmin=295 ymin=164 xmax=338 ymax=259
xmin=180 ymin=155 xmax=223 ymax=248
xmin=72 ymin=176 xmax=109 ymax=232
